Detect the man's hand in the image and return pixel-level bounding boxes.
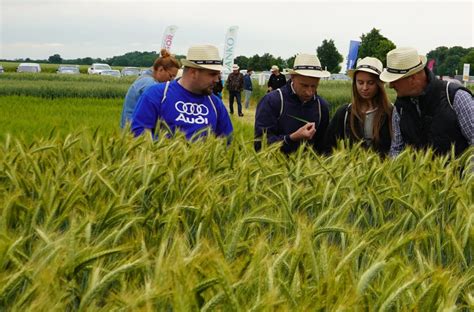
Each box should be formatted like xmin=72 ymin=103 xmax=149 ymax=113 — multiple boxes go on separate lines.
xmin=289 ymin=122 xmax=316 ymax=141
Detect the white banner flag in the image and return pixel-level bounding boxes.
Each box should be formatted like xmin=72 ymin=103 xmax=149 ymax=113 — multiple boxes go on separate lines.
xmin=161 ymin=25 xmax=178 ymax=52
xmin=223 ymin=26 xmax=239 ymax=73
xmin=463 ymin=63 xmax=470 ymax=82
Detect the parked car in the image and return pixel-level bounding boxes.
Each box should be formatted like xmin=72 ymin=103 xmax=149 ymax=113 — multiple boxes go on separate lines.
xmin=139 ymin=68 xmax=152 ymax=76
xmin=329 ymin=73 xmax=351 ymax=81
xmin=0 ymin=65 xmax=4 ymax=73
xmin=57 ymin=65 xmax=80 ymax=74
xmin=17 ymin=63 xmax=41 ymax=73
xmin=121 ymin=67 xmax=140 ymax=76
xmin=88 ymin=63 xmax=112 ymax=75
xmin=100 ymin=70 xmax=121 ymax=78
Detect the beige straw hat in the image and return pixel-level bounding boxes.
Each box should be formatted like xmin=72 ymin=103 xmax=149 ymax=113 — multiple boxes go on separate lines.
xmin=181 ymin=44 xmax=223 ymax=71
xmin=380 ymin=47 xmax=427 ymax=83
xmin=288 ymin=53 xmax=330 ymax=78
xmin=348 ymin=57 xmax=383 ymax=78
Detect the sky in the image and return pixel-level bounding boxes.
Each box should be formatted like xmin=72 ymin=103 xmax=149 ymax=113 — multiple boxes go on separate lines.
xmin=1 ymin=0 xmax=473 ymax=68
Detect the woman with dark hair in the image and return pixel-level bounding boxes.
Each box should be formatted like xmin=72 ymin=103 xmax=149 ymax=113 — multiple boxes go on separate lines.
xmin=324 ymin=57 xmax=392 ymax=155
xmin=120 ymin=49 xmax=180 ymax=128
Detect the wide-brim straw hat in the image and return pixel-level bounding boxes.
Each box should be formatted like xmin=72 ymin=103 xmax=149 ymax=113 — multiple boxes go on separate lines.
xmin=380 ymin=47 xmax=427 ymax=83
xmin=288 ymin=53 xmax=330 ymax=78
xmin=181 ymin=44 xmax=223 ymax=71
xmin=348 ymin=57 xmax=383 ymax=78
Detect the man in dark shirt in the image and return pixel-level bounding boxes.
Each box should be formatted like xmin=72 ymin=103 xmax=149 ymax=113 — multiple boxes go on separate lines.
xmin=255 ymin=54 xmax=331 ymax=154
xmin=226 ymin=64 xmax=244 ymax=116
xmin=267 ymin=65 xmax=287 ymax=92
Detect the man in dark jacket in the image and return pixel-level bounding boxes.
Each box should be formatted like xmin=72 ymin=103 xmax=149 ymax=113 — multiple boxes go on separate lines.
xmin=226 ymin=64 xmax=244 ymax=116
xmin=255 ymin=53 xmax=331 ymax=154
xmin=267 ymin=65 xmax=287 ymax=92
xmin=380 ymin=47 xmax=473 ymax=157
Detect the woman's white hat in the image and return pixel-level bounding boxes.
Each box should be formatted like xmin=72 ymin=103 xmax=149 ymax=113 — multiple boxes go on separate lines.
xmin=288 ymin=53 xmax=330 ymax=78
xmin=380 ymin=47 xmax=427 ymax=83
xmin=181 ymin=44 xmax=223 ymax=71
xmin=348 ymin=57 xmax=383 ymax=78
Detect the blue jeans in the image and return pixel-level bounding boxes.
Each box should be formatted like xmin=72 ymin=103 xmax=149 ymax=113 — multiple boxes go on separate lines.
xmin=243 ymin=90 xmax=252 ymax=109
xmin=228 ymin=91 xmax=242 ymax=114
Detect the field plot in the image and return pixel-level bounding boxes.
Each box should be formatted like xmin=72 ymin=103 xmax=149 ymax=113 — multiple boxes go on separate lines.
xmin=0 ymin=72 xmax=472 ymax=310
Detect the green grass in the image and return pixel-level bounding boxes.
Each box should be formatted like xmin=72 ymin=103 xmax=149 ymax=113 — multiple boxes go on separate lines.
xmin=0 ymin=96 xmax=255 ymax=143
xmin=0 ymin=96 xmax=123 ymax=141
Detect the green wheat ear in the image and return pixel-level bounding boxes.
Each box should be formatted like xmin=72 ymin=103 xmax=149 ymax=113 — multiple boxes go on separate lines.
xmin=287 ymin=114 xmax=311 ymax=123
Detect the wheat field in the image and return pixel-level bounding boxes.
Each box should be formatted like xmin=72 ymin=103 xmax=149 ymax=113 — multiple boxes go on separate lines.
xmin=0 ymin=72 xmax=472 ymax=311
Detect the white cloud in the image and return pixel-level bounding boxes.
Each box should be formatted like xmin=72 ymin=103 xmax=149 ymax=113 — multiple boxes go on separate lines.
xmin=1 ymin=0 xmax=472 ymax=62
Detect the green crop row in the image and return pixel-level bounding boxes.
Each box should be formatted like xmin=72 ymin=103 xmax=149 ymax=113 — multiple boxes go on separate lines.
xmin=0 ymin=80 xmax=129 ymax=99
xmin=0 ymin=62 xmax=131 ymax=74
xmin=0 ymin=74 xmax=380 ymax=114
xmin=0 ymin=72 xmax=136 ymax=83
xmin=0 ymin=131 xmax=472 ymax=310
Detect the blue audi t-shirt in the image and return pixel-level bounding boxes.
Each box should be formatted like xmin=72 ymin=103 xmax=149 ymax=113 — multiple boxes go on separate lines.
xmin=131 ymin=80 xmax=233 ymax=140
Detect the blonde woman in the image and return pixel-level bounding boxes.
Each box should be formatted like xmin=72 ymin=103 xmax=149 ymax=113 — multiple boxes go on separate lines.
xmin=324 ymin=57 xmax=392 ymax=155
xmin=120 ymin=49 xmax=180 ymax=128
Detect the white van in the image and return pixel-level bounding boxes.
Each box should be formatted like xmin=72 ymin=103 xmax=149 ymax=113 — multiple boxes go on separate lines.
xmin=17 ymin=63 xmax=42 ymax=73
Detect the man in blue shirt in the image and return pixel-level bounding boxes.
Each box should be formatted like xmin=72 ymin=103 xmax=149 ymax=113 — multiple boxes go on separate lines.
xmin=255 ymin=53 xmax=331 ymax=154
xmin=131 ymin=44 xmax=233 ymax=141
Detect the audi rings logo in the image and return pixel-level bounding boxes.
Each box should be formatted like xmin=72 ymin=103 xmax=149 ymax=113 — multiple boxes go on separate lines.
xmin=175 ymin=101 xmax=209 ymax=116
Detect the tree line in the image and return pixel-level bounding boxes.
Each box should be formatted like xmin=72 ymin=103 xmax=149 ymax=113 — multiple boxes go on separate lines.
xmin=2 ymin=28 xmax=472 ymax=76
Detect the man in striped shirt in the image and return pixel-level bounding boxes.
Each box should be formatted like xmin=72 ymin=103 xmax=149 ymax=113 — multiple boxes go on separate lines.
xmin=380 ymin=47 xmax=473 ymax=157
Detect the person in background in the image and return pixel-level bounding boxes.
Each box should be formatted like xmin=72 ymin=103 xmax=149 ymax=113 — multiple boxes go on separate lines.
xmin=243 ymin=68 xmax=253 ymax=109
xmin=213 ymin=74 xmax=224 ymax=99
xmin=226 ymin=64 xmax=244 ymax=116
xmin=120 ymin=49 xmax=180 ymax=128
xmin=254 ymin=53 xmax=330 ymax=154
xmin=324 ymin=57 xmax=393 ymax=156
xmin=380 ymin=47 xmax=473 ymax=157
xmin=131 ymin=44 xmax=233 ymax=141
xmin=267 ymin=65 xmax=286 ymax=92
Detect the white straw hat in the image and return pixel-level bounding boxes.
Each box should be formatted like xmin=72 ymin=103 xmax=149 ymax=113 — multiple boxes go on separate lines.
xmin=380 ymin=47 xmax=427 ymax=83
xmin=288 ymin=53 xmax=330 ymax=78
xmin=181 ymin=44 xmax=223 ymax=71
xmin=348 ymin=57 xmax=383 ymax=78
